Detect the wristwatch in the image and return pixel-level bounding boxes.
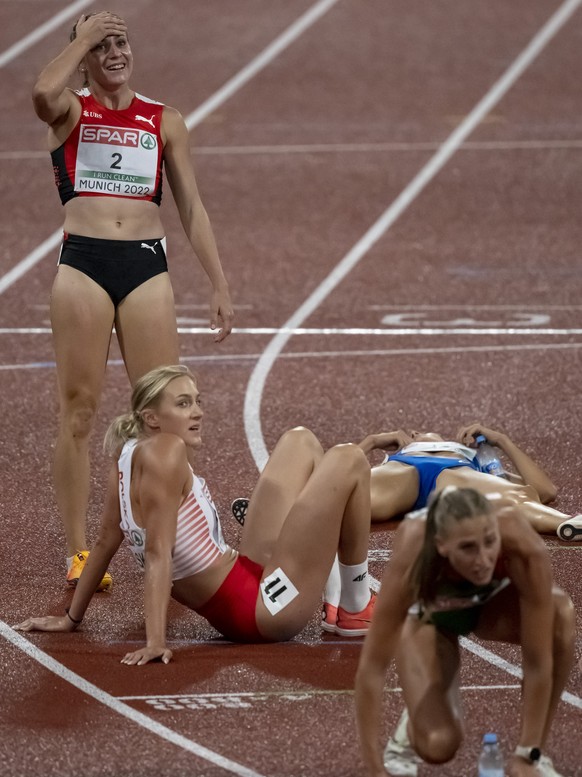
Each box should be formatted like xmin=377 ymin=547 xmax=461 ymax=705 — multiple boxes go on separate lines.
xmin=514 ymin=745 xmax=541 ymax=763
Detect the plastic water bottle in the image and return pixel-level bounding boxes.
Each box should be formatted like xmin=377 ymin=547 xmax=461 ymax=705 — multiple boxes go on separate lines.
xmin=478 ymin=733 xmax=504 ymax=777
xmin=474 ymin=435 xmax=507 ymax=478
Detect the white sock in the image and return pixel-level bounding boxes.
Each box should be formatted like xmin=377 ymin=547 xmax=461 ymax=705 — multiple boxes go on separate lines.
xmin=338 ymin=559 xmax=370 ymax=613
xmin=323 ymin=556 xmax=341 ymax=607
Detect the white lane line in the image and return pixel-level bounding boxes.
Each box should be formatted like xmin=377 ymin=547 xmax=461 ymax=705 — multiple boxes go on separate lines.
xmin=0 ymin=621 xmax=267 ymax=777
xmin=175 ymin=327 xmax=582 ymax=336
xmin=180 ymin=139 xmax=582 ymax=154
xmin=0 ymin=233 xmax=61 ymax=296
xmin=3 ymin=340 xmax=582 ymax=373
xmin=0 ymin=0 xmax=93 ymax=68
xmin=4 ymin=326 xmax=582 ymax=336
xmin=120 ymin=690 xmax=355 ymax=701
xmin=5 ymin=138 xmax=582 ymax=160
xmin=369 ymin=304 xmax=582 ymax=310
xmin=460 ymin=637 xmax=582 ymax=711
xmin=243 ymin=0 xmax=582 ymax=471
xmin=118 ymin=684 xmax=522 ymax=702
xmin=183 ymin=0 xmax=339 ymax=131
xmin=0 ymin=0 xmax=339 ymax=298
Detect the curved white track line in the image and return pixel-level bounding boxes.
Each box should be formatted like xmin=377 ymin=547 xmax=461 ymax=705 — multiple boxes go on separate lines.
xmin=243 ymin=0 xmax=582 ymax=470
xmin=0 ymin=620 xmax=266 ymax=777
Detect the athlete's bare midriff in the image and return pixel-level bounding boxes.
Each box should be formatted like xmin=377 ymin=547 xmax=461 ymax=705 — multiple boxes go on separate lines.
xmin=171 ymin=547 xmax=239 ymax=610
xmin=62 ymin=195 xmax=165 ymax=240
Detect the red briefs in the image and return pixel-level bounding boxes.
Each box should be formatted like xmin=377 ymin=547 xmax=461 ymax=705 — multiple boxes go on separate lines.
xmin=196 ymin=554 xmax=271 ymax=643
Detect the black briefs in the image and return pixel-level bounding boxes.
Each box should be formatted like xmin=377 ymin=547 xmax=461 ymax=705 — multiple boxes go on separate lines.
xmin=58 ymin=233 xmax=168 ymax=307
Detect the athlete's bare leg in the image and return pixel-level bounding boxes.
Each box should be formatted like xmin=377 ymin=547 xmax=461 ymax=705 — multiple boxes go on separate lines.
xmin=247 ymin=435 xmax=372 ymax=640
xmin=435 ymin=468 xmax=569 ymax=533
xmin=238 ymin=427 xmax=325 ymax=565
xmin=51 ymin=266 xmax=115 ymax=555
xmin=395 ymin=618 xmax=463 ymax=764
xmin=114 ymin=273 xmax=180 ymax=383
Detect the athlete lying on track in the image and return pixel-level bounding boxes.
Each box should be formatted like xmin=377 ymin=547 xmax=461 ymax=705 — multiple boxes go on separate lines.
xmin=360 ymin=424 xmax=580 ymax=536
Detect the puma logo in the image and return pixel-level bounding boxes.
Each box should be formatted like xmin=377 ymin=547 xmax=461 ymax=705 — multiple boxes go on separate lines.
xmin=135 ymin=113 xmax=155 ymax=128
xmin=140 ymin=241 xmax=158 ymax=254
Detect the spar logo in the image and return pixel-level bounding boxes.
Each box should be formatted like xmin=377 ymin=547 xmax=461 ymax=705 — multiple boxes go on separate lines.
xmin=81 ymin=125 xmax=140 ymax=147
xmin=140 ymin=132 xmax=156 ymax=150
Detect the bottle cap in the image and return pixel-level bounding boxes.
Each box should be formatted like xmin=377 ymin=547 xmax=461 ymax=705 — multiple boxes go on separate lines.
xmin=475 ymin=435 xmax=486 ymax=444
xmin=483 ymin=733 xmax=498 ymax=744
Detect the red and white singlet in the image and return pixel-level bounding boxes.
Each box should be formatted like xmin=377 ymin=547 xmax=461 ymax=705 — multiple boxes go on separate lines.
xmin=51 ymin=89 xmax=165 ymax=205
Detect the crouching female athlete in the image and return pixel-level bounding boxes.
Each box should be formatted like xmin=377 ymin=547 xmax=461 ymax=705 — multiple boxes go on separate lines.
xmin=16 ymin=366 xmax=376 ymax=661
xmin=359 ymin=425 xmax=577 ymax=535
xmin=355 ymin=487 xmax=576 ymax=777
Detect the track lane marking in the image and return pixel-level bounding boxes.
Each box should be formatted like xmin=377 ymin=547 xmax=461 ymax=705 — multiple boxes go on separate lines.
xmin=4 ymin=326 xmax=582 ymax=336
xmin=4 ymin=340 xmax=582 ymax=373
xmin=0 ymin=0 xmax=93 ymax=68
xmin=239 ymin=0 xmax=582 ymax=718
xmin=459 ymin=637 xmax=582 ymax=711
xmin=183 ymin=0 xmax=339 ymax=132
xmin=7 ymin=138 xmax=582 ymax=159
xmin=0 ymin=620 xmax=266 ymax=777
xmin=243 ymin=0 xmax=582 ymax=471
xmin=117 ymin=685 xmax=522 ymax=702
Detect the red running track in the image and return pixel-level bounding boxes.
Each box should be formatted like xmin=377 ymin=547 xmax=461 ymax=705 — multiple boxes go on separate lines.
xmin=1 ymin=1 xmax=581 ymax=775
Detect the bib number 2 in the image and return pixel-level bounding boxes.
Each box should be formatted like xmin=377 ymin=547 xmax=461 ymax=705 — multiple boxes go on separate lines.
xmin=75 ymin=124 xmax=158 ymax=198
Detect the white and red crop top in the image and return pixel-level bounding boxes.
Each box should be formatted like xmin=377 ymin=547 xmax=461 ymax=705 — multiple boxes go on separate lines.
xmin=117 ymin=439 xmax=228 ymax=580
xmin=51 ymin=89 xmax=165 ymax=205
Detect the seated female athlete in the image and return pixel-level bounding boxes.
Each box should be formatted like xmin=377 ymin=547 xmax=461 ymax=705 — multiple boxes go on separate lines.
xmin=355 ymin=487 xmax=576 ymax=777
xmin=359 ymin=425 xmax=579 ymax=535
xmin=16 ymin=366 xmax=376 ymax=662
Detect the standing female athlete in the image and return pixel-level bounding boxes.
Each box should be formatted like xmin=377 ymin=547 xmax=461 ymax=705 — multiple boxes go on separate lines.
xmin=16 ymin=365 xmax=376 ymax=656
xmin=355 ymin=487 xmax=575 ymax=777
xmin=33 ymin=12 xmax=233 ymax=587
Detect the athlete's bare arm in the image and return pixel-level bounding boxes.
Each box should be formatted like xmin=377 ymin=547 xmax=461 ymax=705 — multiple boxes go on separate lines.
xmin=355 ymin=518 xmax=423 ymax=776
xmin=162 ymin=107 xmax=233 ymax=342
xmin=457 ymin=424 xmax=557 ymax=503
xmin=33 ymin=13 xmax=126 ymax=128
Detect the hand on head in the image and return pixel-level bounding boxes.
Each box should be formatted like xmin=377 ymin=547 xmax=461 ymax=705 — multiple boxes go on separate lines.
xmin=73 ymin=12 xmax=127 ymax=47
